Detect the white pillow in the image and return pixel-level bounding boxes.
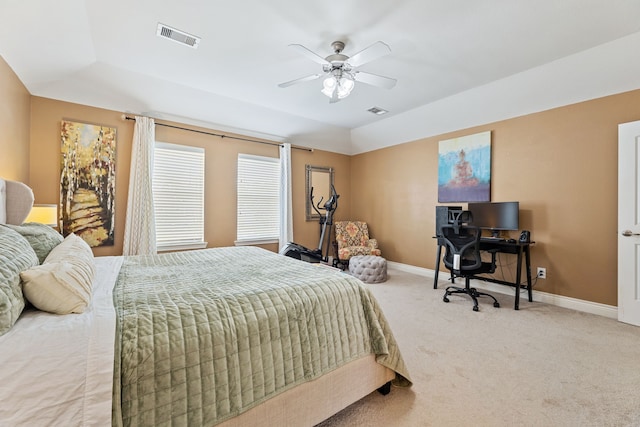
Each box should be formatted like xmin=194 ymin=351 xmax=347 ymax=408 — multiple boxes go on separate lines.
xmin=20 ymin=233 xmax=95 ymax=314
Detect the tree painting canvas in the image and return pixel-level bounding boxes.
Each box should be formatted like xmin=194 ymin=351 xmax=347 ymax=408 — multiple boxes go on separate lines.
xmin=438 ymin=131 xmax=491 ymax=202
xmin=60 ymin=120 xmax=116 ymax=247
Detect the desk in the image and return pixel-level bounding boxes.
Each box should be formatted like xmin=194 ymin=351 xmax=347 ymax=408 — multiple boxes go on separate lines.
xmin=433 ymin=238 xmax=534 ymax=310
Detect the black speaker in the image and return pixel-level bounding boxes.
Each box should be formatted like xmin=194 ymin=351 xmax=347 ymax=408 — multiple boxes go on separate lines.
xmin=519 ymin=230 xmax=530 ymax=243
xmin=436 ymin=206 xmax=462 ymax=236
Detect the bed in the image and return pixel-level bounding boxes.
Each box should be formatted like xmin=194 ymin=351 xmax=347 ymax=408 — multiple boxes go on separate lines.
xmin=0 ymin=178 xmax=411 ymax=426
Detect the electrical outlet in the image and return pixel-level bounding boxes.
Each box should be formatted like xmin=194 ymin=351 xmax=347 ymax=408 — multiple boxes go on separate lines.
xmin=537 ymin=267 xmax=547 ymax=279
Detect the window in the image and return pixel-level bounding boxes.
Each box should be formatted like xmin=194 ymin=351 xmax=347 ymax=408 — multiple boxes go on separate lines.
xmin=153 ymin=142 xmax=206 ymax=251
xmin=236 ymin=154 xmax=280 ymax=244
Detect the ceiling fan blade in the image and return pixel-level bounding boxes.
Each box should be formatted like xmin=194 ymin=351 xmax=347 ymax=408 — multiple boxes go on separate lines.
xmin=278 ymin=73 xmax=324 ymax=88
xmin=348 ymin=41 xmax=392 ymax=68
xmin=353 ymin=71 xmax=397 ymax=89
xmin=288 ymin=44 xmax=330 ymax=65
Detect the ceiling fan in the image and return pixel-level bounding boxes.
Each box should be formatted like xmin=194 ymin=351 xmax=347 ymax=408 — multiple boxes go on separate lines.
xmin=278 ymin=40 xmax=397 ymax=103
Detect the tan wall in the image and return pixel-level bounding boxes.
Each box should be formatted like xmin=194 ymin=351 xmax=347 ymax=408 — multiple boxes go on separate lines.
xmin=29 ymin=97 xmax=351 ymax=257
xmin=30 ymin=98 xmax=133 ymax=257
xmin=0 ymin=56 xmax=30 ymax=182
xmin=291 ymin=150 xmax=351 ymax=251
xmin=351 ymin=89 xmax=640 ymax=306
xmin=10 ymin=61 xmax=640 ymax=305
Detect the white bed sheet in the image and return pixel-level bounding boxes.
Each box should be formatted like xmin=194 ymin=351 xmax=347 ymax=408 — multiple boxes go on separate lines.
xmin=0 ymin=255 xmax=123 ymax=426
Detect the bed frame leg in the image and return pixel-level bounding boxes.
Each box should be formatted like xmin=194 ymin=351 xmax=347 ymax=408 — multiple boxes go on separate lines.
xmin=377 ymin=381 xmax=391 ymax=395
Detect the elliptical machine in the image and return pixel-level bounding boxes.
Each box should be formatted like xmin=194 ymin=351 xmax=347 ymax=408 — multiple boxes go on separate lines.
xmin=280 ymin=184 xmax=339 ymax=263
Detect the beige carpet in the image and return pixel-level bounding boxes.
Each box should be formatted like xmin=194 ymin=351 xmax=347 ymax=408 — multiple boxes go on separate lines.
xmin=316 ymin=268 xmax=640 ymax=427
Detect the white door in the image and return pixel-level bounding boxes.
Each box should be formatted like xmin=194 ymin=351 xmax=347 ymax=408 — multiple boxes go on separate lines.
xmin=618 ymin=120 xmax=640 ymax=325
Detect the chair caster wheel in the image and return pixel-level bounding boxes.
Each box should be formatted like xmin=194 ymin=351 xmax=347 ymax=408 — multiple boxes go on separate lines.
xmin=473 ymin=306 xmax=479 ymax=312
xmin=494 ymin=302 xmax=500 ymax=308
xmin=443 ymin=297 xmax=449 ymax=303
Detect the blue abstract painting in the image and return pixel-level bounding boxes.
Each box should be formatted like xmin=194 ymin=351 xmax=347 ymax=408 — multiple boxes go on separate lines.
xmin=438 ymin=131 xmax=491 ymax=202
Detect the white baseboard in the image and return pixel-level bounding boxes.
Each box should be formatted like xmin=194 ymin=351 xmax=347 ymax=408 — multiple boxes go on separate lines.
xmin=387 ymin=261 xmax=618 ymax=319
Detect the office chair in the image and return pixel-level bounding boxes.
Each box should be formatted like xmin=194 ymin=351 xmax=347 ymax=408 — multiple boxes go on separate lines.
xmin=440 ymin=213 xmax=500 ymax=312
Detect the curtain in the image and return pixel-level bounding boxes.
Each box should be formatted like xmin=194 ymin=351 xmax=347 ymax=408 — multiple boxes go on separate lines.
xmin=278 ymin=143 xmax=293 ymax=251
xmin=123 ymin=116 xmax=157 ymax=255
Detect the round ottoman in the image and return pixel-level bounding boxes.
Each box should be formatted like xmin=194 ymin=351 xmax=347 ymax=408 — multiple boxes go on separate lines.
xmin=349 ymin=255 xmax=387 ymax=283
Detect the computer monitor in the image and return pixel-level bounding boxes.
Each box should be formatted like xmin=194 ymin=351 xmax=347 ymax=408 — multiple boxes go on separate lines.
xmin=467 ymin=201 xmax=519 ymax=237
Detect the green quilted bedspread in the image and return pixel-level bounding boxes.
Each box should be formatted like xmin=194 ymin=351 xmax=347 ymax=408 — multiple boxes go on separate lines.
xmin=112 ymin=246 xmax=411 ymax=426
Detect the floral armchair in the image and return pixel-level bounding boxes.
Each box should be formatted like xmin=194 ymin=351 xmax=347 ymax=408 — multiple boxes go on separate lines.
xmin=334 ymin=221 xmax=381 ymax=267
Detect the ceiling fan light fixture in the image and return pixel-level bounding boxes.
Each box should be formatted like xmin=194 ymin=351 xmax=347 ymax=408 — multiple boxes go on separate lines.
xmin=321 ymin=76 xmax=337 ymax=97
xmin=337 ymin=75 xmax=355 ymax=98
xmin=321 ymin=74 xmax=355 ymax=99
xmin=323 ymin=76 xmax=336 ymax=89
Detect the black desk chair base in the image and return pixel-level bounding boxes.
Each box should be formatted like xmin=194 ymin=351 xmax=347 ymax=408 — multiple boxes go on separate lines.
xmin=439 ymin=219 xmax=501 ymax=312
xmin=443 ymin=277 xmax=500 ymax=312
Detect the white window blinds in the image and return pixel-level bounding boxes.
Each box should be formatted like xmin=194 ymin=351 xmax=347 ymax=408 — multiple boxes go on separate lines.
xmin=153 ymin=142 xmax=206 ymax=251
xmin=237 ymin=154 xmax=280 ymax=244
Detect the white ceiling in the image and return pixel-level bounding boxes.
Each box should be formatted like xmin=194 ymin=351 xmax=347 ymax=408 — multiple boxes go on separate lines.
xmin=2 ymin=0 xmax=640 ymax=154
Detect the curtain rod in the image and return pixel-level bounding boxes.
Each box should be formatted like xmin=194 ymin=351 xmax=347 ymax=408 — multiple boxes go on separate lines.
xmin=123 ymin=115 xmax=312 ymax=152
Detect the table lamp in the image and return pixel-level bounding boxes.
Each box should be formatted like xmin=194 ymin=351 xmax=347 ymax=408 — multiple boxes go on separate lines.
xmin=25 ymin=204 xmax=58 ymax=227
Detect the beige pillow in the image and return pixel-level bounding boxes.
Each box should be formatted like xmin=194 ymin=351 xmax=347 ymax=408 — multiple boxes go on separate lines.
xmin=20 ymin=233 xmax=95 ymax=314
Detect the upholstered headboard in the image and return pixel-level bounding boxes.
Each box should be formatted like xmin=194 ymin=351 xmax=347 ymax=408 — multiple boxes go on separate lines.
xmin=0 ymin=178 xmax=34 ymax=225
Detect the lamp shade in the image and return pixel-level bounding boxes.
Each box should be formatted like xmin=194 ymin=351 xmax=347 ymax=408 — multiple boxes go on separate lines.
xmin=321 ymin=74 xmax=355 ymax=100
xmin=25 ymin=204 xmax=58 ymax=227
xmin=321 ymin=76 xmax=337 ymax=97
xmin=336 ymin=76 xmax=354 ymax=98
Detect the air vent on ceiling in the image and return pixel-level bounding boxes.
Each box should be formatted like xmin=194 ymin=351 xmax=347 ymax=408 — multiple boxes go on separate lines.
xmin=156 ymin=23 xmax=201 ymax=49
xmin=367 ymin=107 xmax=388 ymax=115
